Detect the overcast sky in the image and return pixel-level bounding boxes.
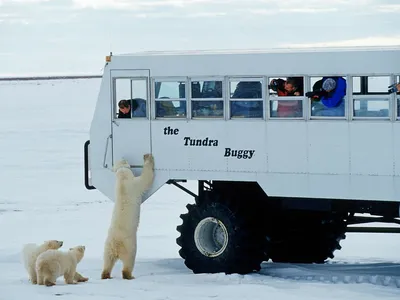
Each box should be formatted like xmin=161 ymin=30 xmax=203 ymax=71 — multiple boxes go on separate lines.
xmin=1 ymin=0 xmax=400 ymax=75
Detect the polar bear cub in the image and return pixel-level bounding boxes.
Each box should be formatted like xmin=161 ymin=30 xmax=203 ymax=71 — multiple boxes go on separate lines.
xmin=22 ymin=240 xmax=63 ymax=284
xmin=101 ymin=153 xmax=155 ymax=280
xmin=36 ymin=245 xmax=86 ymax=286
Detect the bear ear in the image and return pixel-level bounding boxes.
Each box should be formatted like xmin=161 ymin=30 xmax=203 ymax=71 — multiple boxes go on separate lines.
xmin=69 ymin=248 xmax=73 ymax=251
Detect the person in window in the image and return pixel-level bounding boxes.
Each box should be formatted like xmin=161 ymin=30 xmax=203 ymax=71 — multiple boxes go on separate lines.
xmin=131 ymin=98 xmax=146 ymax=117
xmin=117 ymin=99 xmax=146 ymax=118
xmin=269 ymin=77 xmax=303 ymax=117
xmin=308 ymin=77 xmax=346 ymax=116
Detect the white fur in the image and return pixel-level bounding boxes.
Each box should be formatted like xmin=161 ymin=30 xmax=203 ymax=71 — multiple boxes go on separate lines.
xmin=22 ymin=240 xmax=63 ymax=284
xmin=101 ymin=154 xmax=155 ymax=280
xmin=36 ymin=246 xmax=86 ymax=286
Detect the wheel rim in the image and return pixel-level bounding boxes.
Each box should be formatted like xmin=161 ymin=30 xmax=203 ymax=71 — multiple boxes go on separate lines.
xmin=194 ymin=217 xmax=229 ymax=258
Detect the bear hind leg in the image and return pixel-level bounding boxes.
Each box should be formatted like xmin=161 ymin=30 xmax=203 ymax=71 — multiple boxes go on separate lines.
xmin=28 ymin=267 xmax=37 ymax=284
xmin=37 ymin=272 xmax=44 ymax=285
xmin=120 ymin=245 xmax=136 ymax=280
xmin=44 ymin=278 xmax=56 ymax=287
xmin=101 ymin=252 xmax=118 ymax=280
xmin=43 ymin=273 xmax=56 ymax=287
xmin=121 ymin=254 xmax=135 ymax=280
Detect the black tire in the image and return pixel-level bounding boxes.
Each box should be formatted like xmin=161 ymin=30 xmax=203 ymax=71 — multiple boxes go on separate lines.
xmin=267 ymin=214 xmax=347 ymax=263
xmin=176 ymin=198 xmax=265 ymax=274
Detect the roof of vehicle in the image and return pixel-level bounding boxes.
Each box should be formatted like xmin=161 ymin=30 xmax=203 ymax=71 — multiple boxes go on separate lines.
xmin=117 ymin=45 xmax=400 ymax=57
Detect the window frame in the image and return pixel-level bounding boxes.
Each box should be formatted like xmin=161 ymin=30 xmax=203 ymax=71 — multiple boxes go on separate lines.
xmin=151 ymin=76 xmax=189 ymax=120
xmin=227 ymin=76 xmax=265 ymax=120
xmin=266 ymin=75 xmax=306 ymax=120
xmin=189 ymin=76 xmax=225 ymax=120
xmin=350 ymin=74 xmax=394 ymax=121
xmin=112 ymin=76 xmax=150 ymax=120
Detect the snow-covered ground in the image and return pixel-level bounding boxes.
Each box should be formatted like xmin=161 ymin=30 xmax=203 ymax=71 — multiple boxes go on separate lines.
xmin=0 ymin=78 xmax=400 ymax=299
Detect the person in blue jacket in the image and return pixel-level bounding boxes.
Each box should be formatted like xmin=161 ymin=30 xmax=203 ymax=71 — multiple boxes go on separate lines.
xmin=309 ymin=77 xmax=347 ymax=116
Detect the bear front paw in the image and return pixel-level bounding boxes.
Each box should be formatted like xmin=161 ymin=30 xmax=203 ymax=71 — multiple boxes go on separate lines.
xmin=143 ymin=153 xmax=154 ymax=164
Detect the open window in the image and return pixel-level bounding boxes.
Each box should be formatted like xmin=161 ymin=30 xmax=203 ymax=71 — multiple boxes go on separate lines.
xmin=308 ymin=76 xmax=346 ymax=118
xmin=114 ymin=78 xmax=148 ymax=119
xmin=268 ymin=76 xmax=304 ymax=118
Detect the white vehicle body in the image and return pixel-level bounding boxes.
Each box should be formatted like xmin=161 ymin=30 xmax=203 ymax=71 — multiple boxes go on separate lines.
xmin=86 ymin=46 xmax=400 ymax=205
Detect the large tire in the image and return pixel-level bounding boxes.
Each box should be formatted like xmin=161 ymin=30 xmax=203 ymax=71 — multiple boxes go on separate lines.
xmin=176 ymin=198 xmax=265 ymax=274
xmin=267 ymin=213 xmax=347 ymax=263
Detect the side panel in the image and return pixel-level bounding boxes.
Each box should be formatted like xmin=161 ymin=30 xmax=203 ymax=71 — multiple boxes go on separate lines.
xmin=89 ymin=70 xmax=115 ymax=201
xmin=154 ymin=120 xmax=399 ymax=202
xmin=349 ymin=122 xmax=395 ymax=200
xmin=267 ymin=121 xmax=308 ymax=174
xmin=150 ymin=121 xmax=268 ymax=173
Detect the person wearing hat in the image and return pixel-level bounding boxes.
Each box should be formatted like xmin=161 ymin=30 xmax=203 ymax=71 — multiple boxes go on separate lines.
xmin=309 ymin=77 xmax=347 ymax=116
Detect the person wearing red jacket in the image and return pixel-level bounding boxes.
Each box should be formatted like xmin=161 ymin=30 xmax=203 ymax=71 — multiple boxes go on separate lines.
xmin=269 ymin=77 xmax=303 ymax=117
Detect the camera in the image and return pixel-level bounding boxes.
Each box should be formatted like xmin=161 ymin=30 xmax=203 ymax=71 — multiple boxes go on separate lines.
xmin=305 ymin=90 xmax=327 ymax=98
xmin=388 ymin=83 xmax=399 ymax=94
xmin=268 ymin=80 xmax=279 ymax=92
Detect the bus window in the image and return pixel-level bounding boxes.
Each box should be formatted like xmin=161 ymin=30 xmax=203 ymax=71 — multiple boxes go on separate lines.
xmin=114 ymin=78 xmax=147 ymax=119
xmin=352 ymin=76 xmax=390 ymax=118
xmin=268 ymin=76 xmax=303 ymax=118
xmin=308 ymin=76 xmax=346 ymax=118
xmin=191 ymin=80 xmax=224 ymax=118
xmin=229 ymin=79 xmax=263 ymax=118
xmin=154 ymin=80 xmax=187 ymax=118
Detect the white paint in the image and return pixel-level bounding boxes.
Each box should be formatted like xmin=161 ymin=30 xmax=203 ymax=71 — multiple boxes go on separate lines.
xmin=89 ymin=46 xmax=400 ymax=203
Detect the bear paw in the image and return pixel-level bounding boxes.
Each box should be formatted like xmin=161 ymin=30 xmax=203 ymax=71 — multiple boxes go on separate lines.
xmin=122 ymin=270 xmax=135 ymax=280
xmin=101 ymin=271 xmax=112 ymax=280
xmin=143 ymin=153 xmax=154 ymax=166
xmin=77 ymin=277 xmax=89 ymax=282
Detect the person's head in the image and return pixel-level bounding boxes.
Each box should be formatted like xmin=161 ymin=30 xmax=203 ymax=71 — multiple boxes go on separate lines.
xmin=118 ymin=99 xmax=131 ymax=114
xmin=322 ymin=78 xmax=336 ymax=92
xmin=285 ymin=78 xmax=300 ymax=94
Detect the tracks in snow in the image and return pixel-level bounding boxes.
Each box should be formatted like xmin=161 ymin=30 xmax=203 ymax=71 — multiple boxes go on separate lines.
xmin=260 ymin=261 xmax=400 ymax=288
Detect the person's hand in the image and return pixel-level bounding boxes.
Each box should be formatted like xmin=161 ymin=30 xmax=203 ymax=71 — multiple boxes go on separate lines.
xmin=311 ymin=95 xmax=320 ymax=101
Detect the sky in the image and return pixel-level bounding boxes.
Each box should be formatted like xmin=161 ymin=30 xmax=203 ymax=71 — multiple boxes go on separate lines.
xmin=1 ymin=0 xmax=400 ymax=75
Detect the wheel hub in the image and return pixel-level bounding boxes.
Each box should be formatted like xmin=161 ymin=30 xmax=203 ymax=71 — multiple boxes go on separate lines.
xmin=194 ymin=217 xmax=229 ymax=257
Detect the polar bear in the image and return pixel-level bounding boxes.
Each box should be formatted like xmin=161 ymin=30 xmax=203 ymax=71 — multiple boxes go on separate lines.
xmin=101 ymin=153 xmax=155 ymax=280
xmin=36 ymin=245 xmax=86 ymax=286
xmin=22 ymin=240 xmax=63 ymax=284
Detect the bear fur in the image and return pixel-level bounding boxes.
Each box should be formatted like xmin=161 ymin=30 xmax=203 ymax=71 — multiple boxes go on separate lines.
xmin=22 ymin=240 xmax=63 ymax=284
xmin=101 ymin=153 xmax=155 ymax=280
xmin=36 ymin=245 xmax=86 ymax=287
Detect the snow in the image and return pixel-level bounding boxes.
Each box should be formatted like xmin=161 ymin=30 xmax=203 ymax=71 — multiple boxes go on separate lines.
xmin=0 ymin=78 xmax=400 ymax=299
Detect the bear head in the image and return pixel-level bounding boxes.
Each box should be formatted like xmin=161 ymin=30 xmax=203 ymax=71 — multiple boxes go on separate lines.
xmin=69 ymin=245 xmax=86 ymax=263
xmin=44 ymin=240 xmax=63 ymax=250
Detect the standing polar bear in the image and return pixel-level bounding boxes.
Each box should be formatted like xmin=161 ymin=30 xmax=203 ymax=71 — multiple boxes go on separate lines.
xmin=35 ymin=245 xmax=86 ymax=286
xmin=22 ymin=240 xmax=63 ymax=284
xmin=101 ymin=153 xmax=155 ymax=280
